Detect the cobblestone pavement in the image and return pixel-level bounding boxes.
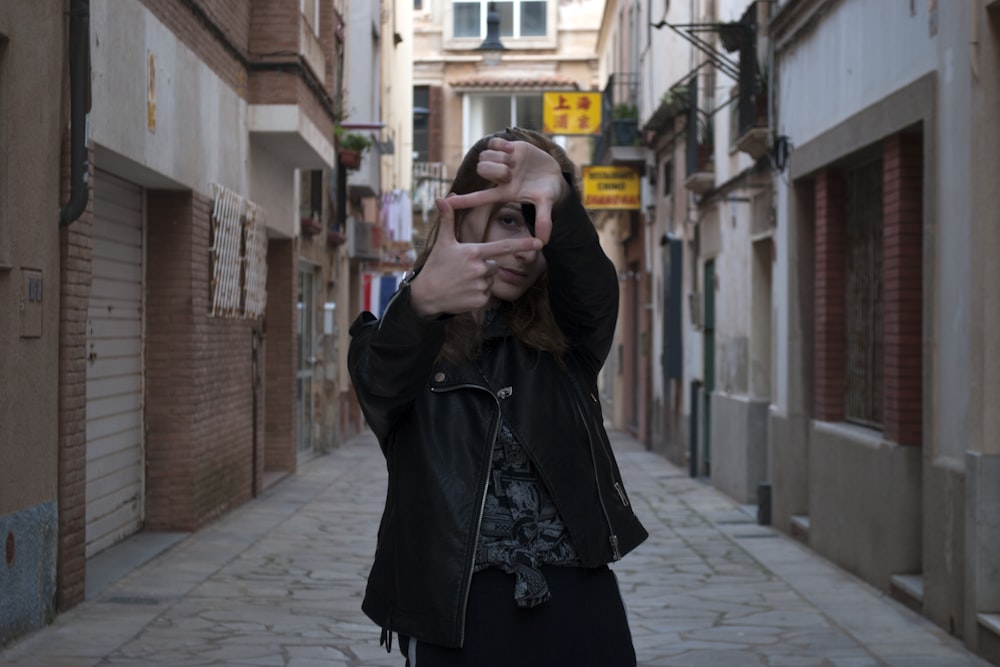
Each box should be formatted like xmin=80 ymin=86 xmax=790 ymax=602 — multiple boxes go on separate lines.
xmin=1 ymin=430 xmax=991 ymax=667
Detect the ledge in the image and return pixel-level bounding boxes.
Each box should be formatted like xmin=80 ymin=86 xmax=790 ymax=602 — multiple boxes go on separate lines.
xmin=790 ymin=514 xmax=810 ymax=544
xmin=890 ymin=573 xmax=924 ymax=613
xmin=736 ymin=126 xmax=771 ymax=160
xmin=979 ymin=613 xmax=1000 ymax=637
xmin=248 ymin=104 xmax=335 ymax=169
xmin=684 ymin=170 xmax=715 ymax=195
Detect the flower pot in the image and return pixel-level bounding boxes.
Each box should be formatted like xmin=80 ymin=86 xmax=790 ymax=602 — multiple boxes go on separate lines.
xmin=612 ymin=119 xmax=638 ymax=146
xmin=301 ymin=217 xmax=323 ymax=236
xmin=339 ymin=149 xmax=362 ymax=170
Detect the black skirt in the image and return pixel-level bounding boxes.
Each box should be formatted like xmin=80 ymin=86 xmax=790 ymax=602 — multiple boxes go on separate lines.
xmin=400 ymin=565 xmax=637 ymax=667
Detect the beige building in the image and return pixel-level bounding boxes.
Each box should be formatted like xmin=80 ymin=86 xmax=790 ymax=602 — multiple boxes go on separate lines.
xmin=410 ymin=0 xmax=625 ymax=419
xmin=411 ymin=0 xmax=603 ymax=184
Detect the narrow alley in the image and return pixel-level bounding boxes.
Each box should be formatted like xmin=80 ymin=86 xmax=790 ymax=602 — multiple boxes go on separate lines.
xmin=0 ymin=430 xmax=987 ymax=667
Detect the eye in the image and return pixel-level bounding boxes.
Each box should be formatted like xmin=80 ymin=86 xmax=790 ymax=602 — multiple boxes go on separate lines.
xmin=492 ymin=206 xmax=527 ymax=232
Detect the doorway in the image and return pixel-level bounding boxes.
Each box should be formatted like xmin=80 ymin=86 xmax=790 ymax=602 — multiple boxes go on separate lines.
xmin=296 ymin=267 xmax=317 ymax=460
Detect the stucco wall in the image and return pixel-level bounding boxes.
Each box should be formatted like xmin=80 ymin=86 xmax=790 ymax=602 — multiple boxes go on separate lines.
xmin=0 ymin=0 xmax=67 ymax=644
xmin=0 ymin=1 xmax=64 ymax=514
xmin=711 ymin=393 xmax=769 ymax=504
xmin=808 ymin=422 xmax=922 ymax=589
xmin=89 ymin=0 xmax=249 ymax=196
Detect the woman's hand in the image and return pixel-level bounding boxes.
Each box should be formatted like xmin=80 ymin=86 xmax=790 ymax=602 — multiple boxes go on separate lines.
xmin=444 ymin=138 xmax=568 ymax=245
xmin=408 ymin=197 xmax=543 ymax=318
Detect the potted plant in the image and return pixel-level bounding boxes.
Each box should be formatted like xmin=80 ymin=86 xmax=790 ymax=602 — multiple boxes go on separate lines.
xmin=612 ymin=103 xmax=639 ymax=146
xmin=336 ymin=128 xmax=372 ymax=170
xmin=660 ymin=84 xmax=689 ymax=115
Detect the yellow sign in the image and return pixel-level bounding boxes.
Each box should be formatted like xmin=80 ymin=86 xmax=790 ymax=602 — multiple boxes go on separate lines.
xmin=542 ymin=92 xmax=602 ymax=136
xmin=582 ymin=166 xmax=641 ymax=210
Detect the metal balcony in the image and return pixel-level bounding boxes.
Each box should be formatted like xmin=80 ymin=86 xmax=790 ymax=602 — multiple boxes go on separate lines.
xmin=593 ymin=73 xmax=644 ymax=165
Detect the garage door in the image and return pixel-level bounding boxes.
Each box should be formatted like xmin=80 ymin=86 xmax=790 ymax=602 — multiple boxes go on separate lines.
xmin=86 ymin=171 xmax=144 ymax=558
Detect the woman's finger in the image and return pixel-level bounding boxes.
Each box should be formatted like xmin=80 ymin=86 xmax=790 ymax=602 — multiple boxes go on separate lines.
xmin=476 ymin=161 xmax=512 ymax=185
xmin=445 ymin=189 xmax=500 ymax=212
xmin=476 ymin=236 xmax=542 ymax=260
xmin=434 ymin=197 xmax=459 ymax=244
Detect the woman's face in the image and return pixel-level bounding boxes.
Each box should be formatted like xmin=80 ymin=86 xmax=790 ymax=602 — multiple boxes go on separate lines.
xmin=460 ymin=200 xmax=546 ymax=302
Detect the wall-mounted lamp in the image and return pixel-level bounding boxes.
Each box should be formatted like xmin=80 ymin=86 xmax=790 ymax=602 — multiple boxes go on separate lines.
xmin=478 ymin=2 xmax=506 ymax=65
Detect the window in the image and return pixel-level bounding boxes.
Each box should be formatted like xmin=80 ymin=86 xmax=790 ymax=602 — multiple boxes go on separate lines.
xmin=413 ymin=86 xmax=430 ymax=162
xmin=465 ymin=94 xmax=543 ymax=148
xmin=843 ymin=160 xmax=883 ymax=427
xmin=454 ymin=1 xmax=547 ymax=39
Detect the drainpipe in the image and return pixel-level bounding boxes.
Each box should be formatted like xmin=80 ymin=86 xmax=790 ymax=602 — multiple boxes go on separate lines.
xmin=59 ymin=0 xmax=90 ymax=227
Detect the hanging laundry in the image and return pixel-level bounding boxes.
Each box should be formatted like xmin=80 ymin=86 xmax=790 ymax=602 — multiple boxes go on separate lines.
xmin=361 ymin=271 xmax=407 ymax=318
xmin=380 ymin=189 xmax=414 ymax=243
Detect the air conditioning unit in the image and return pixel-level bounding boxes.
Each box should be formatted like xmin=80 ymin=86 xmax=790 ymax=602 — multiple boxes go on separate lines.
xmin=348 ymin=217 xmax=381 ymax=260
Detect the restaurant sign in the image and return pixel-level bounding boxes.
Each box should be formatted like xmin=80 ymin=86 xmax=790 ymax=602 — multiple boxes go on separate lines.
xmin=581 ymin=166 xmax=641 ymax=210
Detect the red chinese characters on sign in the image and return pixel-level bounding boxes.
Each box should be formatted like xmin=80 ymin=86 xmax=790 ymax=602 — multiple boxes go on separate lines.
xmin=543 ymin=92 xmax=602 ymax=136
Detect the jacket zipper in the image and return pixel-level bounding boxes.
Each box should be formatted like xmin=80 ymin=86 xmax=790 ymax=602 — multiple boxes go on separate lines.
xmin=432 ymin=381 xmax=501 ymax=648
xmin=573 ymin=396 xmax=621 ymax=561
xmin=588 ymin=391 xmax=632 ymax=509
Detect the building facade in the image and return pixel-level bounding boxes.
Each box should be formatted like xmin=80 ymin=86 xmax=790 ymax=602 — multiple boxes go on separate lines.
xmin=632 ymin=0 xmax=1000 ymax=662
xmin=768 ymin=0 xmax=1000 ymax=661
xmin=0 ymin=0 xmax=392 ymax=645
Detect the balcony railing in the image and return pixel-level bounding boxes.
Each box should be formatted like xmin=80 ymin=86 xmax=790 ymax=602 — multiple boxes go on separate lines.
xmin=593 ymin=73 xmax=641 ymax=164
xmin=684 ymin=76 xmax=715 ymax=194
xmin=412 ymin=162 xmax=450 ymax=220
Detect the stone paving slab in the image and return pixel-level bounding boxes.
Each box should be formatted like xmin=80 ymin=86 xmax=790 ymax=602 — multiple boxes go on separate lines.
xmin=0 ymin=430 xmax=992 ymax=667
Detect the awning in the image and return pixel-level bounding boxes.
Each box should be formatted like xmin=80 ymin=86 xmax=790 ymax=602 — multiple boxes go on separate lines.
xmin=449 ymin=75 xmax=579 ymax=92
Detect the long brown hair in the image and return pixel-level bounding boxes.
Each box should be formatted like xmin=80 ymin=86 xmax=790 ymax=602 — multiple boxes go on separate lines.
xmin=414 ymin=127 xmax=576 ymax=364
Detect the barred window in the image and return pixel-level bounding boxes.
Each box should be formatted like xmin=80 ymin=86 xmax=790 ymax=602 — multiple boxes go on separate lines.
xmin=843 ymin=160 xmax=883 ymax=427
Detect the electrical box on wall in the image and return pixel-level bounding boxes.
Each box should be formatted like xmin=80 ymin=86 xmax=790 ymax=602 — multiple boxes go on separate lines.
xmin=20 ymin=268 xmax=43 ymax=338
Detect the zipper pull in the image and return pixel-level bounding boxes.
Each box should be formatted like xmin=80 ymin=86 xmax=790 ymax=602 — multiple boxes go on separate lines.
xmin=609 ymin=534 xmax=621 ymax=561
xmin=614 ymin=482 xmax=629 ymax=507
xmin=497 ymin=386 xmax=513 ymax=400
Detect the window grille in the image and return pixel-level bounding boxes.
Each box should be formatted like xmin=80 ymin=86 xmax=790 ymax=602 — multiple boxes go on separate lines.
xmin=844 ymin=160 xmax=883 ymax=427
xmin=243 ymin=201 xmax=267 ymax=318
xmin=210 ymin=183 xmax=268 ymax=319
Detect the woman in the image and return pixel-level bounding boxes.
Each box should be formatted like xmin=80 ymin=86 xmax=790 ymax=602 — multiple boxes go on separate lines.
xmin=348 ymin=127 xmax=648 ymax=666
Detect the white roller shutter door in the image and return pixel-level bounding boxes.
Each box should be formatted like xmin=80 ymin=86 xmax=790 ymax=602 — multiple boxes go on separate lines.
xmin=86 ymin=171 xmax=144 ymax=558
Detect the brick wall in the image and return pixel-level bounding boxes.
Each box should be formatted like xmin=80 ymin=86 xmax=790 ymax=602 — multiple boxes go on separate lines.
xmin=189 ymin=193 xmax=257 ymax=526
xmin=145 ymin=191 xmax=259 ymax=531
xmin=813 ymin=168 xmax=847 ymax=422
xmin=812 ymin=133 xmax=924 ymax=444
xmin=57 ymin=141 xmax=93 ymax=611
xmin=249 ymin=0 xmax=300 ymax=59
xmin=882 ymin=133 xmax=923 ymax=446
xmin=145 ymin=191 xmax=198 ymax=531
xmin=265 ymin=239 xmax=297 ymax=473
xmin=319 ymin=3 xmax=344 ymax=97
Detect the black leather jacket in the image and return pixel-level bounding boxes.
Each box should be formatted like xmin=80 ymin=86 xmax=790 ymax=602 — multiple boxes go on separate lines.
xmin=348 ymin=187 xmax=648 ymax=649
